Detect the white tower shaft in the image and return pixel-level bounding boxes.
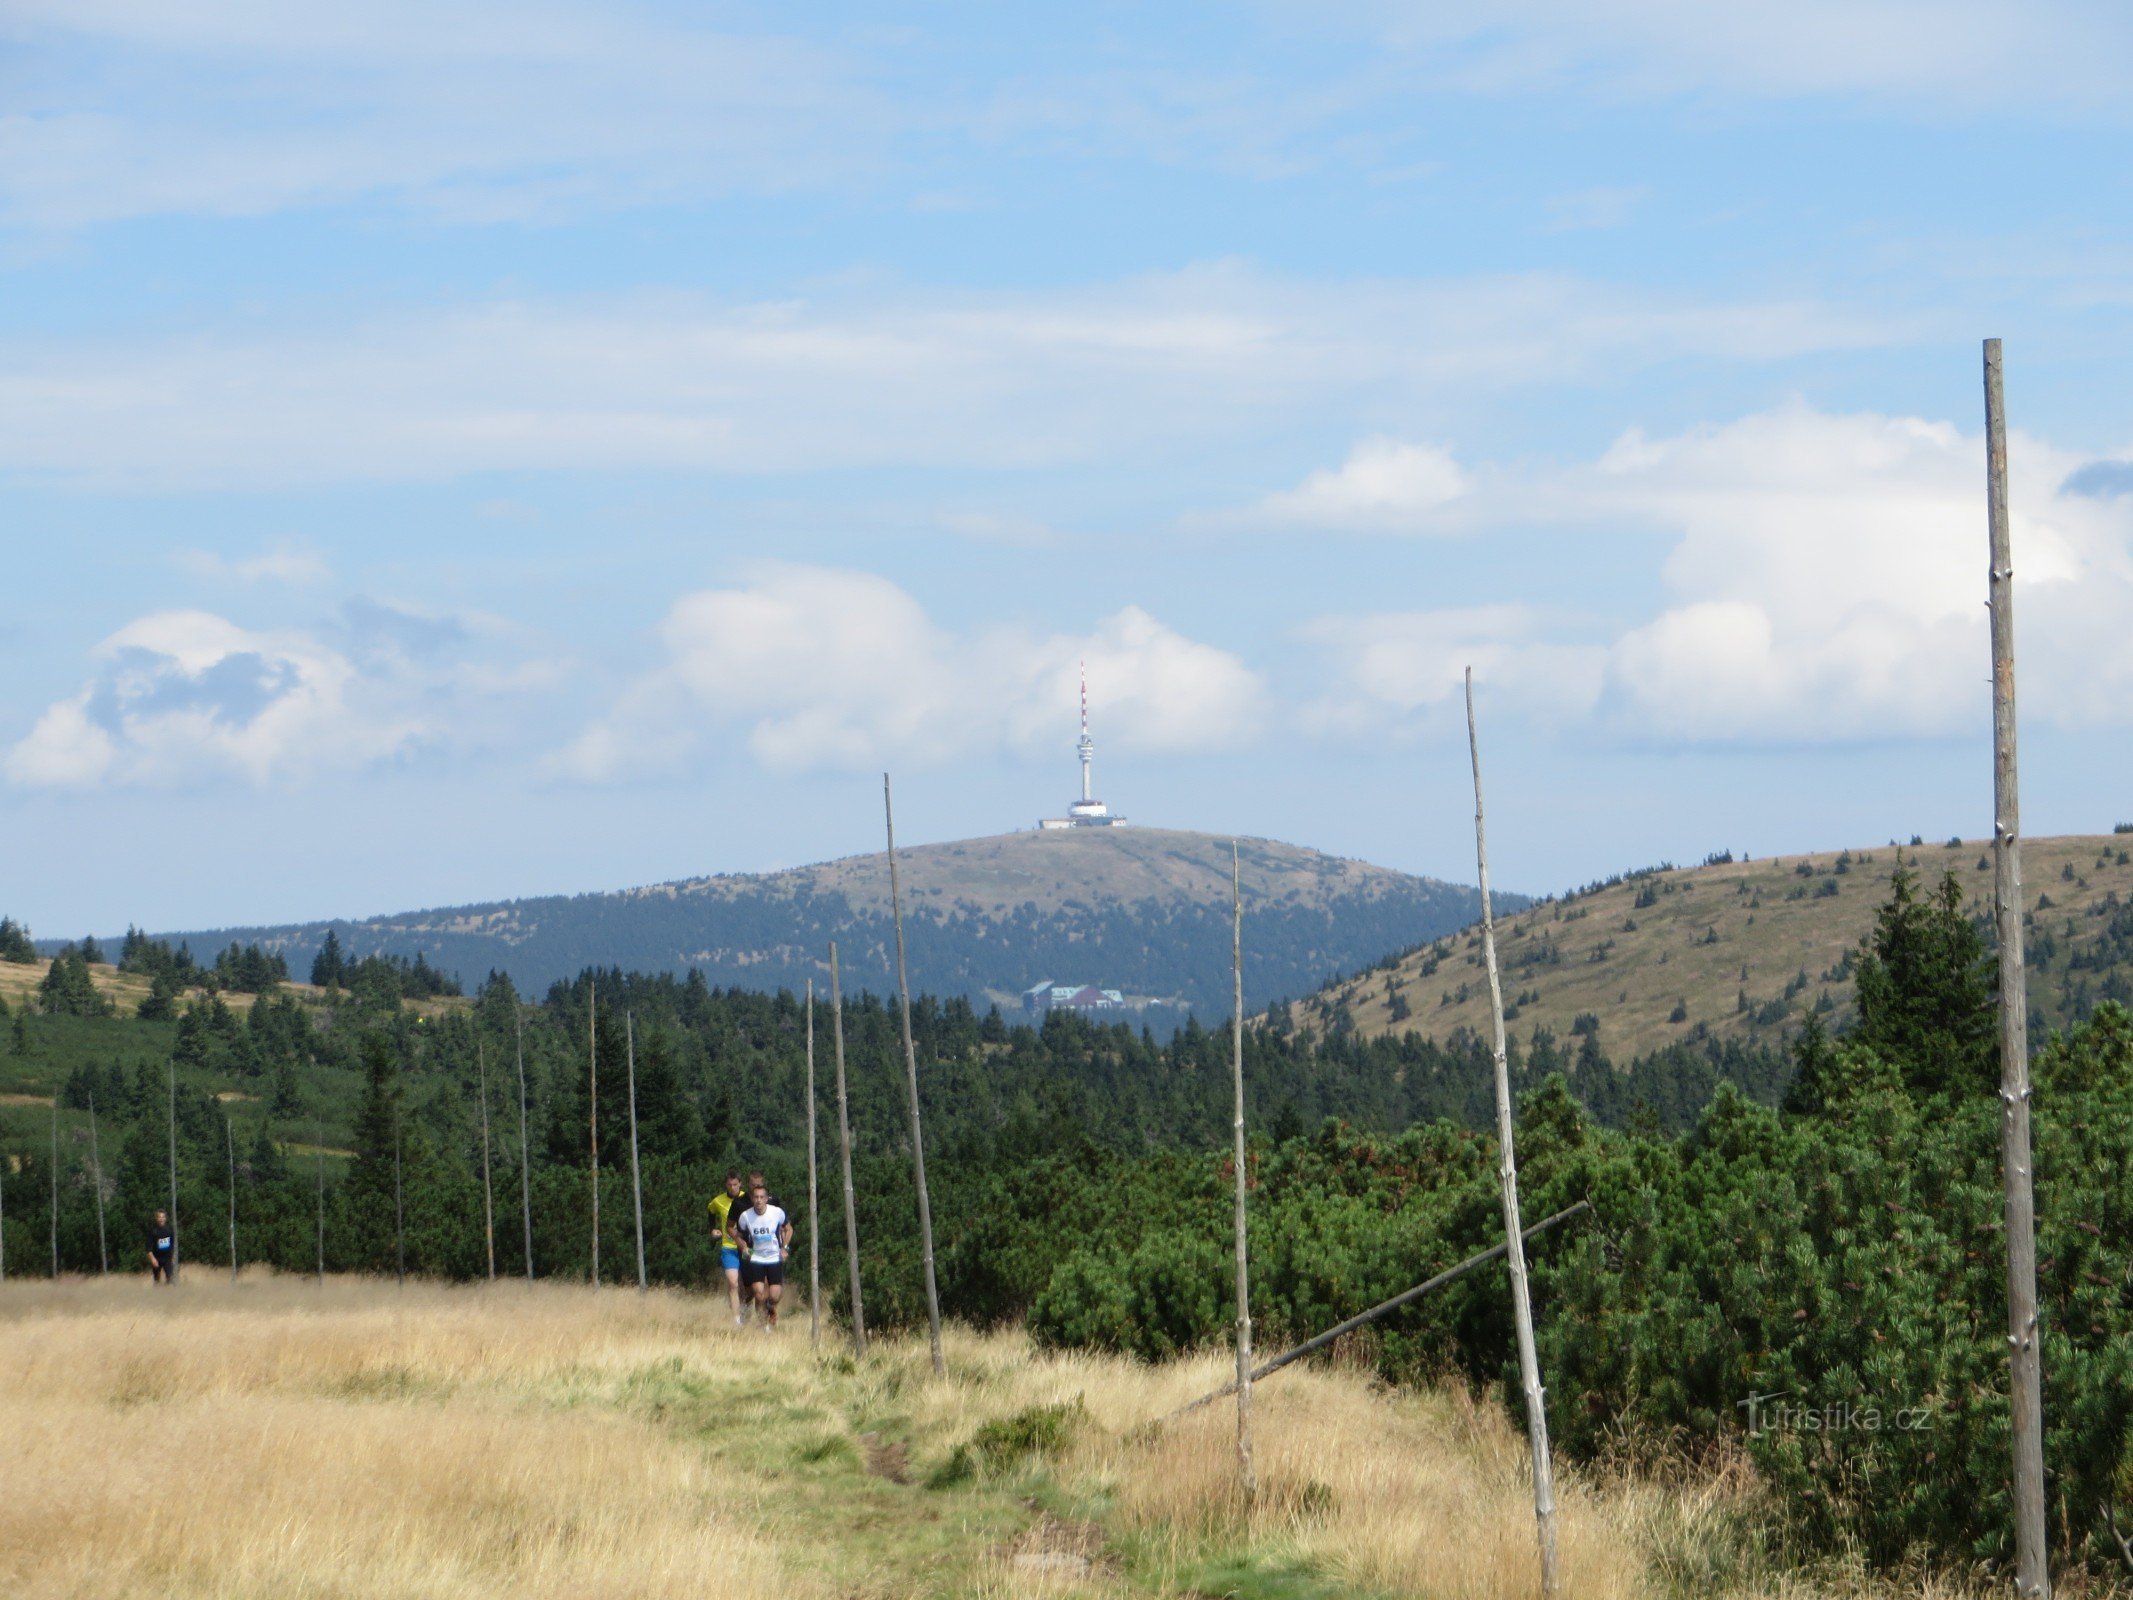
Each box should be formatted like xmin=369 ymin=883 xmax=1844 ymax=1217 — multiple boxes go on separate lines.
xmin=1077 ymin=661 xmax=1095 ymax=803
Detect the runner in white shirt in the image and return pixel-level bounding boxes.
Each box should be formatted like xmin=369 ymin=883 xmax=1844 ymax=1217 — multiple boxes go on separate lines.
xmin=731 ymin=1182 xmax=792 ymax=1330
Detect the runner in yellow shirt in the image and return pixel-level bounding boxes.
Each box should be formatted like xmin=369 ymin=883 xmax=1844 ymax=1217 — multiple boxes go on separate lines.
xmin=707 ymin=1171 xmax=747 ymax=1326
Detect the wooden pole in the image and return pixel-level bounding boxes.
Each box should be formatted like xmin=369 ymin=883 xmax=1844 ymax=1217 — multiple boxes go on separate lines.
xmin=226 ymin=1116 xmax=238 ymax=1284
xmin=167 ymin=1059 xmax=180 ymax=1284
xmin=49 ymin=1099 xmax=59 ymax=1279
xmin=588 ymin=982 xmax=600 ymax=1289
xmin=830 ymin=942 xmax=866 ymax=1357
xmin=1985 ymin=337 xmax=2050 ymax=1598
xmin=806 ymin=977 xmax=821 ymax=1353
xmin=88 ymin=1092 xmax=107 ymax=1274
xmin=1 ymin=1157 xmax=7 ymax=1281
xmin=883 ymin=773 xmax=945 ymax=1376
xmin=393 ymin=1107 xmax=405 ymax=1288
xmin=625 ymin=1012 xmax=646 ymax=1295
xmin=1466 ymin=667 xmax=1561 ymax=1598
xmin=1161 ymin=1202 xmax=1592 ymax=1424
xmin=316 ymin=1116 xmax=326 ymax=1282
xmin=516 ymin=1012 xmax=534 ymax=1280
xmin=1230 ymin=842 xmax=1256 ymax=1506
xmin=477 ymin=1040 xmax=496 ymax=1282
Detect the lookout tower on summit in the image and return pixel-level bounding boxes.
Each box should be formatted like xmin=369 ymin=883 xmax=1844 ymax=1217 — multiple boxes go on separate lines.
xmin=1038 ymin=664 xmax=1126 ymax=829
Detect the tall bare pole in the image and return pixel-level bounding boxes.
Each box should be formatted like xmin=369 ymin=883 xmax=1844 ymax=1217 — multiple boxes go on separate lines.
xmin=806 ymin=978 xmax=821 ymax=1353
xmin=88 ymin=1093 xmax=108 ymax=1274
xmin=315 ymin=1116 xmax=326 ymax=1282
xmin=393 ymin=1107 xmax=405 ymax=1288
xmin=477 ymin=1040 xmax=496 ymax=1282
xmin=625 ymin=1013 xmax=646 ymax=1295
xmin=588 ymin=982 xmax=600 ymax=1288
xmin=829 ymin=942 xmax=866 ymax=1357
xmin=49 ymin=1099 xmax=59 ymax=1279
xmin=1230 ymin=843 xmax=1256 ymax=1508
xmin=1 ymin=1158 xmax=7 ymax=1280
xmin=515 ymin=1012 xmax=534 ymax=1280
xmin=167 ymin=1058 xmax=180 ymax=1284
xmin=1985 ymin=337 xmax=2050 ymax=1599
xmin=226 ymin=1116 xmax=238 ymax=1284
xmin=883 ymin=774 xmax=945 ymax=1376
xmin=1466 ymin=668 xmax=1561 ymax=1598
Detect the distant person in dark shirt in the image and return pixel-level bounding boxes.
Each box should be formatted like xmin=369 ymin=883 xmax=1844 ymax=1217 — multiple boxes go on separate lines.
xmin=145 ymin=1210 xmax=174 ymax=1285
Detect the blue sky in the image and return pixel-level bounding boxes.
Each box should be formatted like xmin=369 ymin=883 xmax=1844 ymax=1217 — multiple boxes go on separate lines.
xmin=7 ymin=1 xmax=2133 ymax=937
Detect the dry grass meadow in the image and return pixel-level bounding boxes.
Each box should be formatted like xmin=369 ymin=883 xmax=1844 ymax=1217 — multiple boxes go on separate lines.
xmin=0 ymin=1273 xmax=1989 ymax=1600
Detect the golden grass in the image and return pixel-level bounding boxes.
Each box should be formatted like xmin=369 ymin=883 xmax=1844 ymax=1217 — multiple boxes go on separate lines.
xmin=0 ymin=1275 xmax=1988 ymax=1599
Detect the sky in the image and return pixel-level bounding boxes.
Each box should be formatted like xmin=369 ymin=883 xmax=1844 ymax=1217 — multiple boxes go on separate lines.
xmin=7 ymin=1 xmax=2133 ymax=937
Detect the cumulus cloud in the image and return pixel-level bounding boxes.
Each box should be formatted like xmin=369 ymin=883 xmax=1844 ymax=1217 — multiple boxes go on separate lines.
xmin=1249 ymin=437 xmax=1470 ymax=532
xmin=1299 ymin=401 xmax=2133 ymax=743
xmin=5 ymin=600 xmax=545 ymax=789
xmin=0 ymin=269 xmax=1890 ymax=490
xmin=172 ymin=546 xmax=333 ymax=586
xmin=552 ymin=565 xmax=1263 ymax=781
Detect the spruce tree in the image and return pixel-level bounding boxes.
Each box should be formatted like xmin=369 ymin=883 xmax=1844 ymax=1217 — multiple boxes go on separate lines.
xmin=310 ymin=930 xmax=345 ymax=991
xmin=1851 ymin=866 xmax=1996 ymax=1096
xmin=346 ymin=1035 xmax=405 ymax=1273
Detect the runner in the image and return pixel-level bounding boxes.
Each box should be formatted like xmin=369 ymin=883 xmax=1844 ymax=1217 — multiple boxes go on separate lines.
xmin=730 ymin=1181 xmax=792 ymax=1330
xmin=708 ymin=1171 xmax=746 ymax=1326
xmin=145 ymin=1209 xmax=174 ymax=1285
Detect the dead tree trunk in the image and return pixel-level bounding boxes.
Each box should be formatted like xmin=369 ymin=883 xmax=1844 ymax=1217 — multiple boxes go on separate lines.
xmin=1985 ymin=336 xmax=2051 ymax=1599
xmin=167 ymin=1059 xmax=180 ymax=1284
xmin=49 ymin=1101 xmax=59 ymax=1279
xmin=393 ymin=1107 xmax=406 ymax=1288
xmin=830 ymin=942 xmax=866 ymax=1357
xmin=1466 ymin=668 xmax=1561 ymax=1599
xmin=626 ymin=1012 xmax=647 ymax=1295
xmin=588 ymin=983 xmax=600 ymax=1288
xmin=883 ymin=774 xmax=945 ymax=1375
xmin=226 ymin=1116 xmax=239 ymax=1284
xmin=478 ymin=1041 xmax=496 ymax=1281
xmin=516 ymin=1012 xmax=534 ymax=1280
xmin=316 ymin=1117 xmax=326 ymax=1282
xmin=88 ymin=1093 xmax=108 ymax=1274
xmin=1230 ymin=843 xmax=1256 ymax=1506
xmin=806 ymin=977 xmax=822 ymax=1354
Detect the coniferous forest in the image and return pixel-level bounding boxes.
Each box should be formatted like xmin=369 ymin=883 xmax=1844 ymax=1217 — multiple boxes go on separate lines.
xmin=3 ymin=868 xmax=2130 ymax=1576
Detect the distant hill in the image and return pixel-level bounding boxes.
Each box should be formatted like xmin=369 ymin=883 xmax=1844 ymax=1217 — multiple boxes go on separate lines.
xmin=138 ymin=827 xmax=1510 ymax=1025
xmin=1292 ymin=834 xmax=2133 ymax=1060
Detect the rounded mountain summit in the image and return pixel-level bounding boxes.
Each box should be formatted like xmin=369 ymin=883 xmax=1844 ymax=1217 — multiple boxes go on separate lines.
xmin=170 ymin=828 xmax=1512 ymax=1026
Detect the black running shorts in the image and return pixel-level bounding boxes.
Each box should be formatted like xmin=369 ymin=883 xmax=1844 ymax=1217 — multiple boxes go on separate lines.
xmin=740 ymin=1259 xmax=784 ymax=1288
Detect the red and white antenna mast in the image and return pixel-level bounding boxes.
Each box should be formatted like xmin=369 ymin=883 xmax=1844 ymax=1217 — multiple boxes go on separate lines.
xmin=1076 ymin=660 xmax=1095 ymax=804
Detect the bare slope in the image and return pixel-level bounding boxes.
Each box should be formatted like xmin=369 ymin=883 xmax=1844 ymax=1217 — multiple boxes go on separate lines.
xmin=1297 ymin=834 xmax=2133 ymax=1061
xmin=147 ymin=828 xmax=1501 ymax=1021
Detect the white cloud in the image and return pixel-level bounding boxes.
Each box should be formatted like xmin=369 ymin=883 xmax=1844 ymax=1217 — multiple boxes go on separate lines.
xmin=553 ymin=565 xmax=1263 ymax=781
xmin=1299 ymin=401 xmax=2133 ymax=743
xmin=0 ymin=269 xmax=1891 ymax=490
xmin=4 ymin=601 xmax=546 ymax=789
xmin=172 ymin=546 xmax=333 ymax=585
xmin=1250 ymin=436 xmax=1469 ymax=532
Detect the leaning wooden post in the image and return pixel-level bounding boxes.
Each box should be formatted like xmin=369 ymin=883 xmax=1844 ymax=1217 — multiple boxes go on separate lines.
xmin=829 ymin=942 xmax=867 ymax=1357
xmin=49 ymin=1099 xmax=59 ymax=1279
xmin=1 ymin=1158 xmax=7 ymax=1280
xmin=315 ymin=1116 xmax=326 ymax=1282
xmin=883 ymin=774 xmax=945 ymax=1376
xmin=588 ymin=982 xmax=600 ymax=1288
xmin=477 ymin=1040 xmax=496 ymax=1282
xmin=88 ymin=1092 xmax=108 ymax=1274
xmin=806 ymin=978 xmax=822 ymax=1353
xmin=625 ymin=1012 xmax=647 ymax=1295
xmin=166 ymin=1059 xmax=180 ymax=1284
xmin=1985 ymin=337 xmax=2050 ymax=1599
xmin=1466 ymin=668 xmax=1561 ymax=1598
xmin=515 ymin=1011 xmax=534 ymax=1280
xmin=225 ymin=1116 xmax=239 ymax=1284
xmin=1230 ymin=842 xmax=1256 ymax=1508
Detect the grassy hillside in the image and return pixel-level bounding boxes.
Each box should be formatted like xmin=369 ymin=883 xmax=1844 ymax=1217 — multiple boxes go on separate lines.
xmin=133 ymin=828 xmax=1507 ymax=1024
xmin=0 ymin=1275 xmax=1975 ymax=1600
xmin=1297 ymin=833 xmax=2133 ymax=1061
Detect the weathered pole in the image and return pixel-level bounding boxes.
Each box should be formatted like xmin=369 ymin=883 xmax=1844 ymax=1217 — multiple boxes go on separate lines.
xmin=49 ymin=1099 xmax=59 ymax=1279
xmin=1 ymin=1158 xmax=7 ymax=1280
xmin=225 ymin=1116 xmax=239 ymax=1284
xmin=829 ymin=942 xmax=866 ymax=1357
xmin=804 ymin=978 xmax=822 ymax=1352
xmin=1230 ymin=843 xmax=1256 ymax=1506
xmin=166 ymin=1059 xmax=180 ymax=1284
xmin=477 ymin=1040 xmax=496 ymax=1281
xmin=1466 ymin=667 xmax=1561 ymax=1598
xmin=393 ymin=1107 xmax=405 ymax=1288
xmin=515 ymin=1011 xmax=534 ymax=1280
xmin=883 ymin=774 xmax=945 ymax=1376
xmin=315 ymin=1116 xmax=326 ymax=1282
xmin=588 ymin=982 xmax=600 ymax=1288
xmin=88 ymin=1092 xmax=108 ymax=1274
xmin=1985 ymin=336 xmax=2050 ymax=1599
xmin=625 ymin=1012 xmax=646 ymax=1295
